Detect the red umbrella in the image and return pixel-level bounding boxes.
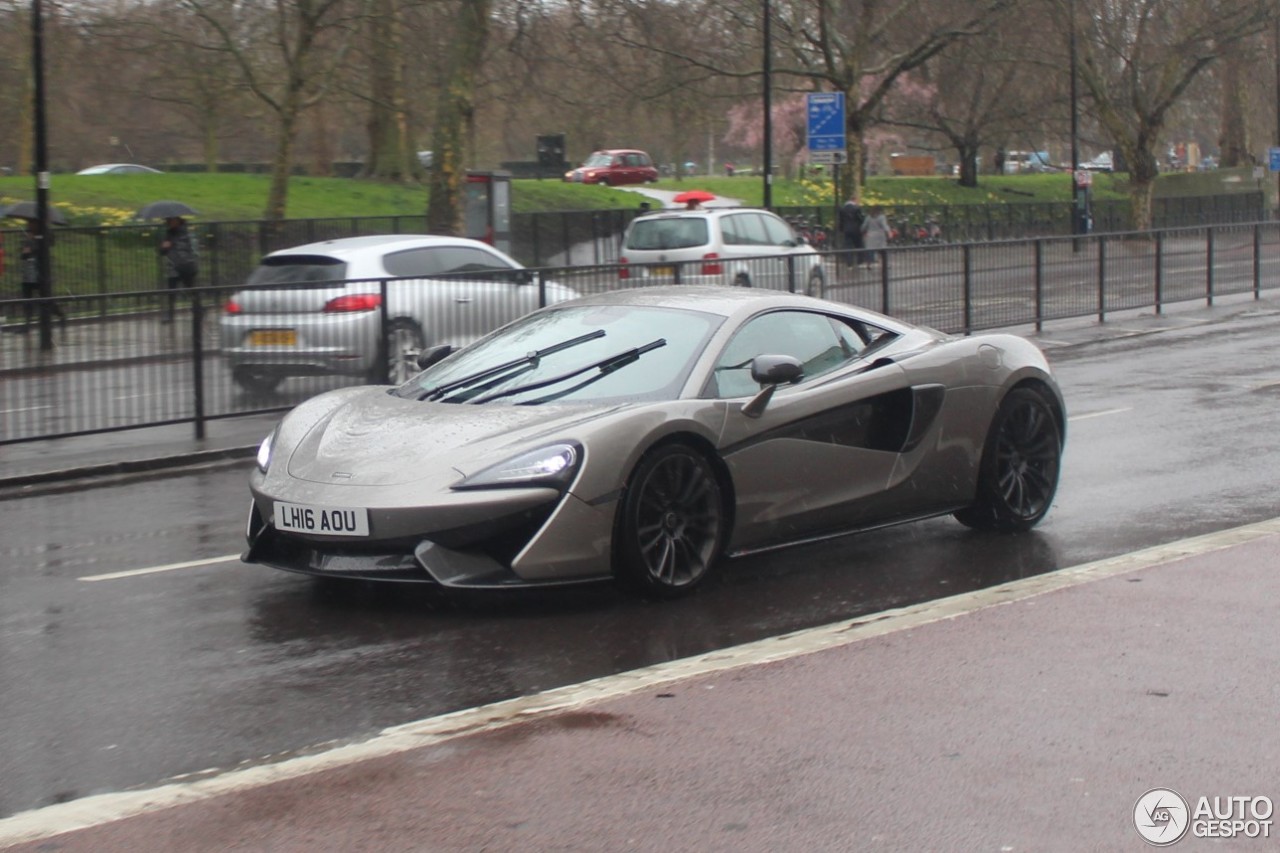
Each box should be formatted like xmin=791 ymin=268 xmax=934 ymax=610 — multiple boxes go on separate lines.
xmin=673 ymin=190 xmax=716 ymax=205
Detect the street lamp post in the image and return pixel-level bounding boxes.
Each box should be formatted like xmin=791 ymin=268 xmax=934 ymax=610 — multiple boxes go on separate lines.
xmin=32 ymin=0 xmax=54 ymax=351
xmin=762 ymin=0 xmax=772 ymax=209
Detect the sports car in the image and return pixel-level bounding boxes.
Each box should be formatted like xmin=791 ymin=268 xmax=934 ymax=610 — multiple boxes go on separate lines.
xmin=244 ymin=286 xmax=1065 ymax=598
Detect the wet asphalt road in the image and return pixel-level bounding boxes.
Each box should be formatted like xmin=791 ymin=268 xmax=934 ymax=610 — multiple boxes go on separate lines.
xmin=2 ymin=305 xmax=1280 ymax=820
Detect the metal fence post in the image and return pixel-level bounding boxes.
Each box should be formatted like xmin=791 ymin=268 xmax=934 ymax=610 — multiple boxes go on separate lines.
xmin=1034 ymin=239 xmax=1044 ymax=332
xmin=191 ymin=290 xmax=206 ymax=440
xmin=96 ymin=228 xmax=108 ymax=321
xmin=1253 ymin=224 xmax=1262 ymax=300
xmin=1097 ymin=238 xmax=1107 ymax=323
xmin=880 ymin=251 xmax=890 ymax=315
xmin=962 ymin=243 xmax=973 ymax=334
xmin=1154 ymin=232 xmax=1164 ymax=315
xmin=376 ymin=279 xmax=390 ymax=383
xmin=1205 ymin=228 xmax=1215 ymax=307
xmin=786 ymin=254 xmax=796 ymax=292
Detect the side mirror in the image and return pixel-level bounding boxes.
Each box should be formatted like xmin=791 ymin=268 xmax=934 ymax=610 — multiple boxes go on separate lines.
xmin=750 ymin=354 xmax=804 ymax=386
xmin=742 ymin=355 xmax=804 ymax=418
xmin=416 ymin=344 xmax=454 ymax=370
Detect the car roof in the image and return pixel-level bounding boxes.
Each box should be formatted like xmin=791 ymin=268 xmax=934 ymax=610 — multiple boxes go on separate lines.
xmin=265 ymin=234 xmax=502 ymax=259
xmin=557 ymin=285 xmax=919 ymax=334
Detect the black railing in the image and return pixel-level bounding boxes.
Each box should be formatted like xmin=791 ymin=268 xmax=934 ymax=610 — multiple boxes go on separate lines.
xmin=2 ymin=220 xmax=1278 ymax=446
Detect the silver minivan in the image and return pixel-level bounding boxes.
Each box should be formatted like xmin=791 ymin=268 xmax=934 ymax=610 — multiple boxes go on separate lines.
xmin=618 ymin=209 xmax=826 ymax=296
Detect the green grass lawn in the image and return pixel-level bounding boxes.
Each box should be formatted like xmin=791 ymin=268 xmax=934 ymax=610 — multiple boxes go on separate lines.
xmin=0 ymin=167 xmax=1257 ymax=227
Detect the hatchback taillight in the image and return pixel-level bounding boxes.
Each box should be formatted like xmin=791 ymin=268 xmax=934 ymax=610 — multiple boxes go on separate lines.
xmin=619 ymin=257 xmax=630 ymax=279
xmin=324 ymin=294 xmax=382 ymax=313
xmin=224 ymin=300 xmax=241 ymax=314
xmin=701 ymin=253 xmax=722 ymax=275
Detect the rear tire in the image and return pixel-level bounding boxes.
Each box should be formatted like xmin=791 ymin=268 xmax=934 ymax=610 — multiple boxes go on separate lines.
xmin=733 ymin=273 xmax=752 ymax=288
xmin=614 ymin=443 xmax=726 ymax=599
xmin=805 ymin=267 xmax=825 ymax=297
xmin=955 ymin=387 xmax=1062 ymax=532
xmin=375 ymin=318 xmax=425 ymax=385
xmin=232 ymin=366 xmax=283 ymax=395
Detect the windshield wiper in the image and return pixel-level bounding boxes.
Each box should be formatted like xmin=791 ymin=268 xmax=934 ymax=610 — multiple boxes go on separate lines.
xmin=469 ymin=339 xmax=667 ymax=405
xmin=415 ymin=329 xmax=606 ymax=402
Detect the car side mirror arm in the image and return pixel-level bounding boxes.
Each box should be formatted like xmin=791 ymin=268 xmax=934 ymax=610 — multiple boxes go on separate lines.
xmin=416 ymin=344 xmax=454 ymax=370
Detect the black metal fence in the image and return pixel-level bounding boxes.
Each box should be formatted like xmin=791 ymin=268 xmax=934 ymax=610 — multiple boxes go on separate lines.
xmin=0 ymin=193 xmax=1263 ymax=305
xmin=3 ymin=220 xmax=1278 ymax=446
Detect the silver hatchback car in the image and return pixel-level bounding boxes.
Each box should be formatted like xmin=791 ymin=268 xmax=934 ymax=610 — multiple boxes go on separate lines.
xmin=220 ymin=235 xmax=577 ymax=393
xmin=619 ymin=208 xmax=826 ymax=295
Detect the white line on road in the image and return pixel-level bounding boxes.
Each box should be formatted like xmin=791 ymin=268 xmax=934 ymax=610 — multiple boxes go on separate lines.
xmin=0 ymin=405 xmax=53 ymax=414
xmin=78 ymin=554 xmax=241 ymax=582
xmin=1067 ymin=407 xmax=1131 ymax=422
xmin=9 ymin=517 xmax=1278 ymax=848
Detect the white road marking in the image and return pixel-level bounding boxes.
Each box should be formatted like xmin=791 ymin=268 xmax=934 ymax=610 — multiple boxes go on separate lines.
xmin=7 ymin=516 xmax=1280 ymax=847
xmin=1067 ymin=406 xmax=1131 ymax=422
xmin=0 ymin=405 xmax=53 ymax=414
xmin=79 ymin=554 xmax=241 ymax=582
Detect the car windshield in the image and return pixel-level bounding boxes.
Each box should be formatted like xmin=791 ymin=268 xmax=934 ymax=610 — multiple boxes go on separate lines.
xmin=246 ymin=255 xmax=348 ymax=285
xmin=395 ymin=304 xmax=724 ymax=405
xmin=625 ymin=217 xmax=711 ymax=250
xmin=583 ymin=152 xmax=614 ymax=167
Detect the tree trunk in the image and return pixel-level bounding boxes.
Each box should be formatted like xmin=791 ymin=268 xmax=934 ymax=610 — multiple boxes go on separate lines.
xmin=1125 ymin=144 xmax=1160 ymax=231
xmin=956 ymin=142 xmax=979 ymax=188
xmin=426 ymin=0 xmax=490 ymax=236
xmin=1218 ymin=50 xmax=1249 ymax=168
xmin=364 ymin=0 xmax=417 ymax=181
xmin=265 ymin=94 xmax=301 ymax=223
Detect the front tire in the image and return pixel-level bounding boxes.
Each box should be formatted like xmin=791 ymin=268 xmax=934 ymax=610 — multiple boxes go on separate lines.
xmin=614 ymin=443 xmax=726 ymax=598
xmin=955 ymin=387 xmax=1062 ymax=532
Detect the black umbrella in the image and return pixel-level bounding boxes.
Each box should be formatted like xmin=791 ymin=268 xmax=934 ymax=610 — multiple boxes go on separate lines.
xmin=136 ymin=200 xmax=199 ymax=220
xmin=2 ymin=200 xmax=68 ymax=225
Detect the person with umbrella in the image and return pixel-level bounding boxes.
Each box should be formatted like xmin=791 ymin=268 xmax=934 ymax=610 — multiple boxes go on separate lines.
xmin=157 ymin=214 xmax=199 ymax=323
xmin=19 ymin=218 xmax=65 ymax=332
xmin=673 ymin=189 xmax=715 ymax=210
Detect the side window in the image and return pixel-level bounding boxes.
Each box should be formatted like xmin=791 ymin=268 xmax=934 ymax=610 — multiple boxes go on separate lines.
xmin=760 ymin=213 xmax=796 ymax=246
xmin=382 ymin=248 xmax=444 ymax=278
xmin=710 ymin=311 xmax=868 ymax=398
xmin=732 ymin=213 xmax=770 ymax=246
xmin=720 ymin=215 xmax=743 ymax=245
xmin=430 ymin=246 xmax=519 ymax=279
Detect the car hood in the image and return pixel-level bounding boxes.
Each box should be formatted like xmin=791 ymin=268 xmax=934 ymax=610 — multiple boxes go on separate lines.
xmin=285 ymin=386 xmax=625 ymax=486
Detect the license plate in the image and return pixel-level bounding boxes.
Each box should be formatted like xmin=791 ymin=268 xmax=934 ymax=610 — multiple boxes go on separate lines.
xmin=274 ymin=502 xmax=370 ymax=537
xmin=249 ymin=329 xmax=297 ymax=346
xmin=651 ymin=265 xmax=674 ymax=277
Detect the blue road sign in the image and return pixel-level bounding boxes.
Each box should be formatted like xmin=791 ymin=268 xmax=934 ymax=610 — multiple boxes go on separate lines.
xmin=1269 ymin=147 xmax=1280 ymax=172
xmin=806 ymin=92 xmax=846 ymax=155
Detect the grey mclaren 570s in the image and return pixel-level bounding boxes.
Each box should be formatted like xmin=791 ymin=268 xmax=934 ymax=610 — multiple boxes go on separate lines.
xmin=244 ymin=285 xmax=1065 ymax=598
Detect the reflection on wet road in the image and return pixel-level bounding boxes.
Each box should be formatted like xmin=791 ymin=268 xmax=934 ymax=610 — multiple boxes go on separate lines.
xmin=4 ymin=309 xmax=1280 ymax=819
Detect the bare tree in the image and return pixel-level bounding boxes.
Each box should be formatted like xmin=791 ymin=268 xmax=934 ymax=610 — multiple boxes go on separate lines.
xmin=1058 ymin=0 xmax=1272 ymax=229
xmin=178 ymin=0 xmax=370 ymax=221
xmin=426 ymin=0 xmax=491 ymax=235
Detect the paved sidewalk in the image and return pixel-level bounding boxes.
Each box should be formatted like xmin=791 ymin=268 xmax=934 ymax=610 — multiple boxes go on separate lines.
xmin=2 ymin=520 xmax=1277 ymax=851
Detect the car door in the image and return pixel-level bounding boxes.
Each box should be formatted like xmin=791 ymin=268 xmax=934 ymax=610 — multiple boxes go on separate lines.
xmin=709 ymin=309 xmax=935 ymax=551
xmin=385 ymin=245 xmax=532 ymax=345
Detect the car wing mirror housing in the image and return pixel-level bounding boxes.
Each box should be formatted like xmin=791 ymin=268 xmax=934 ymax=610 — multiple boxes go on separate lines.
xmin=416 ymin=344 xmax=454 ymax=370
xmin=742 ymin=355 xmax=803 ymax=418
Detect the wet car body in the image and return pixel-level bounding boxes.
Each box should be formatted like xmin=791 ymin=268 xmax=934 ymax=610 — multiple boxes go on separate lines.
xmin=244 ymin=286 xmax=1065 ymax=598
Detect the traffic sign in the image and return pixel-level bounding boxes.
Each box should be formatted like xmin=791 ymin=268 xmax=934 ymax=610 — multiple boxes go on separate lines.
xmin=1269 ymin=147 xmax=1280 ymax=171
xmin=809 ymin=150 xmax=847 ymax=165
xmin=806 ymin=92 xmax=847 ymax=156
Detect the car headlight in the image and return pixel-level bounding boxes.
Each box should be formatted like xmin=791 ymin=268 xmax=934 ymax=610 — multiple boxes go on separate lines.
xmin=455 ymin=443 xmax=581 ymax=491
xmin=256 ymin=429 xmax=276 ymax=473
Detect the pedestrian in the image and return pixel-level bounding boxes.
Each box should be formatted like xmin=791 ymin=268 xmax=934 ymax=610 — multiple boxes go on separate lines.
xmin=158 ymin=216 xmax=199 ymax=322
xmin=838 ymin=194 xmax=865 ymax=269
xmin=20 ymin=219 xmax=65 ymax=332
xmin=860 ymin=205 xmax=891 ymax=266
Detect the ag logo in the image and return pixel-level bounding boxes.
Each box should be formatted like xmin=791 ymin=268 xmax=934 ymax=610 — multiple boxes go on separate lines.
xmin=1135 ymin=788 xmax=1190 ymax=846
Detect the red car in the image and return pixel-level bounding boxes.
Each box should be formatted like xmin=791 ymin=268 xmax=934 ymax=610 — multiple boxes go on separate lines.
xmin=564 ymin=149 xmax=659 ymax=186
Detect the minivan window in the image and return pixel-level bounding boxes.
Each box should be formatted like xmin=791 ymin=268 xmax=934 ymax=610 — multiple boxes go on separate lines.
xmin=721 ymin=213 xmax=769 ymax=246
xmin=625 ymin=217 xmax=711 ymax=251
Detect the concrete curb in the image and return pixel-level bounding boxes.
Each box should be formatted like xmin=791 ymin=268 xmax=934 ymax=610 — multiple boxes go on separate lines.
xmin=0 ymin=445 xmax=258 ymax=492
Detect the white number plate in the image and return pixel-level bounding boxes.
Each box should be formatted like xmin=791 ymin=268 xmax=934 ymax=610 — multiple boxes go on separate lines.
xmin=274 ymin=502 xmax=370 ymax=537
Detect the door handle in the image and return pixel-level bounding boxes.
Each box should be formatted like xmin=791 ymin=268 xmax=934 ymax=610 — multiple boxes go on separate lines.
xmin=454 ymin=297 xmax=473 ymax=304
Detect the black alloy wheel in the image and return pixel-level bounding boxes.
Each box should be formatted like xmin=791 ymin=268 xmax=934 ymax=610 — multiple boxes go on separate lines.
xmin=614 ymin=443 xmax=726 ymax=598
xmin=955 ymin=387 xmax=1062 ymax=532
